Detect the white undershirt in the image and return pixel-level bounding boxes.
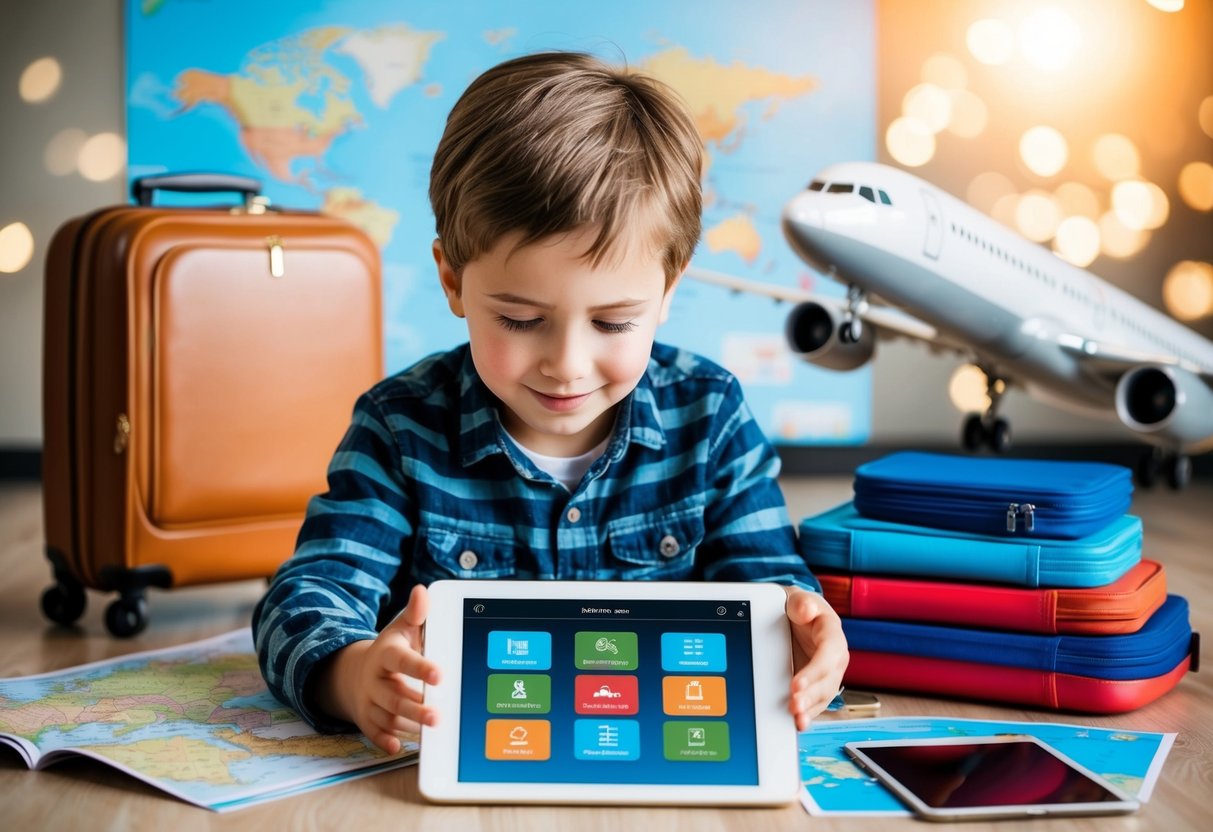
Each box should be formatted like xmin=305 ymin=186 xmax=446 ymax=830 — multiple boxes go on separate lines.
xmin=509 ymin=435 xmax=610 ymax=491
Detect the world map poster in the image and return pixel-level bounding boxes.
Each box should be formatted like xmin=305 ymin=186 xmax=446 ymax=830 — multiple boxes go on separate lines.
xmin=125 ymin=0 xmax=876 ymax=445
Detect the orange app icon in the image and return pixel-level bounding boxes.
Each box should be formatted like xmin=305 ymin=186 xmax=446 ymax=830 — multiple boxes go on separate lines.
xmin=662 ymin=676 xmax=727 ymax=716
xmin=485 ymin=718 xmax=551 ymax=761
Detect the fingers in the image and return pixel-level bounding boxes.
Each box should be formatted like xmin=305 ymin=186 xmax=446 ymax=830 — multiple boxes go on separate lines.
xmin=368 ymin=676 xmax=436 ymax=727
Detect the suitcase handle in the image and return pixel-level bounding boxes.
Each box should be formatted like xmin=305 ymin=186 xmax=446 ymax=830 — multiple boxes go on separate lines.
xmin=131 ymin=173 xmax=263 ymax=207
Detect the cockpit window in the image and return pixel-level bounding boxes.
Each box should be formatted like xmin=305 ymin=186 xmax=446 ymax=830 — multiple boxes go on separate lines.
xmin=878 ymin=189 xmax=893 ymax=206
xmin=827 ymin=183 xmax=854 ymax=193
xmin=858 ymin=186 xmax=876 ymax=203
xmin=808 ymin=180 xmax=825 ymax=191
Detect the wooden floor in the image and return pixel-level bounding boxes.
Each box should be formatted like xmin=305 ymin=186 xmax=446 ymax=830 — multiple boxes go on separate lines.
xmin=2 ymin=477 xmax=1211 ymax=831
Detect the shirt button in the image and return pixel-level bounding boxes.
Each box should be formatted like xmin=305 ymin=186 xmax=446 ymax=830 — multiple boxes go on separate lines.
xmin=458 ymin=550 xmax=478 ymax=570
xmin=566 ymin=507 xmax=582 ymax=523
xmin=659 ymin=535 xmax=680 ymax=558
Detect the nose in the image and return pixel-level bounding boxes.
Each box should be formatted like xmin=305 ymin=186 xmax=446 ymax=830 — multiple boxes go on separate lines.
xmin=781 ymin=190 xmax=826 ymax=269
xmin=539 ymin=325 xmax=590 ymax=383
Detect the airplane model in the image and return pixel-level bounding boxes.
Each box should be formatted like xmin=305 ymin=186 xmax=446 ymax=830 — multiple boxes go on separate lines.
xmin=687 ymin=161 xmax=1213 ymax=489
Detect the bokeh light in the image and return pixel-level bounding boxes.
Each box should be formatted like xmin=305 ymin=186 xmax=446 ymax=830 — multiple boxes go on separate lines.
xmin=1145 ymin=0 xmax=1184 ymax=11
xmin=45 ymin=128 xmax=88 ymax=176
xmin=0 ymin=222 xmax=36 ymax=274
xmin=1099 ymin=210 xmax=1150 ymax=259
xmin=1054 ymin=181 xmax=1101 ymax=219
xmin=1015 ymin=190 xmax=1062 ymax=242
xmin=1054 ymin=216 xmax=1101 ymax=267
xmin=991 ymin=193 xmax=1021 ymax=230
xmin=77 ymin=132 xmax=126 ymax=182
xmin=1200 ymin=96 xmax=1213 ymax=140
xmin=19 ymin=57 xmax=62 ymax=103
xmin=1162 ymin=260 xmax=1213 ymax=321
xmin=1178 ymin=161 xmax=1213 ymax=212
xmin=949 ymin=365 xmax=992 ymax=414
xmin=1018 ymin=6 xmax=1082 ymax=73
xmin=921 ymin=52 xmax=967 ymax=90
xmin=1020 ymin=126 xmax=1068 ymax=177
xmin=1092 ymin=134 xmax=1141 ymax=181
xmin=886 ymin=117 xmax=935 ymax=167
xmin=946 ymin=89 xmax=989 ymax=139
xmin=903 ymin=83 xmax=952 ymax=133
xmin=966 ymin=171 xmax=1017 ymax=215
xmin=967 ymin=19 xmax=1015 ymax=65
xmin=1112 ymin=179 xmax=1169 ymax=230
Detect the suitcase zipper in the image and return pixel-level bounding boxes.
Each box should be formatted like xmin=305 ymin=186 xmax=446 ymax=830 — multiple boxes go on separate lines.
xmin=1006 ymin=503 xmax=1036 ymax=533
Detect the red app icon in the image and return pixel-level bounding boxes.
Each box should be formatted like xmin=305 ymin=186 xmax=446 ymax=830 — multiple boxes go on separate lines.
xmin=575 ymin=674 xmax=639 ymax=714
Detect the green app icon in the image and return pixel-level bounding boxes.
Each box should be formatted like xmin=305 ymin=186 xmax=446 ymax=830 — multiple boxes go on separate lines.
xmin=574 ymin=631 xmax=639 ymax=671
xmin=663 ymin=721 xmax=730 ymax=761
xmin=486 ymin=674 xmax=551 ymax=714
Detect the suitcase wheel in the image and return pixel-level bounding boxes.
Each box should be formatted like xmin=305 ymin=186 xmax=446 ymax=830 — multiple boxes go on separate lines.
xmin=105 ymin=596 xmax=150 ymax=638
xmin=41 ymin=580 xmax=87 ymax=626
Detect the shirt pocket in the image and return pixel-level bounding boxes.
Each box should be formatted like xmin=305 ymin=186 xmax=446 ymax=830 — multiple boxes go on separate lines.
xmin=603 ymin=506 xmax=706 ymax=580
xmin=415 ymin=525 xmax=518 ymax=581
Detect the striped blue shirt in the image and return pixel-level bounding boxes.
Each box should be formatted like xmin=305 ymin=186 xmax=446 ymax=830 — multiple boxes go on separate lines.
xmin=253 ymin=342 xmax=819 ymax=730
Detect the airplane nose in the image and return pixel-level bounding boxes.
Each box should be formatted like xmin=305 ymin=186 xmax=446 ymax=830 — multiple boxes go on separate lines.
xmin=781 ymin=190 xmax=825 ymax=264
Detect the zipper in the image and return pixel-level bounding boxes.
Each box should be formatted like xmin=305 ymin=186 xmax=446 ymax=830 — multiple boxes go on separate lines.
xmin=1006 ymin=503 xmax=1036 ymax=533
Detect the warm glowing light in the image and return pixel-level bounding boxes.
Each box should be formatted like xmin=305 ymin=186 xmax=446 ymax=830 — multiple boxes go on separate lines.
xmin=1178 ymin=161 xmax=1213 ymax=211
xmin=903 ymin=83 xmax=952 ymax=134
xmin=1146 ymin=0 xmax=1184 ymax=11
xmin=949 ymin=365 xmax=992 ymax=414
xmin=45 ymin=128 xmax=88 ymax=176
xmin=0 ymin=222 xmax=36 ymax=274
xmin=1054 ymin=182 xmax=1101 ymax=219
xmin=1019 ymin=126 xmax=1068 ymax=178
xmin=1099 ymin=211 xmax=1150 ymax=259
xmin=1018 ymin=6 xmax=1082 ymax=72
xmin=966 ymin=171 xmax=1016 ymax=215
xmin=1162 ymin=261 xmax=1213 ymax=321
xmin=1054 ymin=216 xmax=1101 ymax=267
xmin=77 ymin=132 xmax=126 ymax=182
xmin=1112 ymin=179 xmax=1169 ymax=230
xmin=967 ymin=19 xmax=1015 ymax=65
xmin=1092 ymin=134 xmax=1140 ymax=181
xmin=1200 ymin=97 xmax=1213 ymax=140
xmin=922 ymin=52 xmax=968 ymax=90
xmin=19 ymin=57 xmax=62 ymax=103
xmin=946 ymin=89 xmax=988 ymax=139
xmin=1015 ymin=190 xmax=1062 ymax=242
xmin=991 ymin=193 xmax=1021 ymax=230
xmin=886 ymin=117 xmax=935 ymax=167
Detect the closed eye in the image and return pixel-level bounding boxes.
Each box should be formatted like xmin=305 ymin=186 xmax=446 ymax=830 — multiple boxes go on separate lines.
xmin=594 ymin=320 xmax=638 ymax=333
xmin=495 ymin=315 xmax=542 ymax=332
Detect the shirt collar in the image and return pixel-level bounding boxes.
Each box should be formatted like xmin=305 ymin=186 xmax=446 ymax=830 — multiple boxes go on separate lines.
xmin=457 ymin=347 xmax=668 ymax=469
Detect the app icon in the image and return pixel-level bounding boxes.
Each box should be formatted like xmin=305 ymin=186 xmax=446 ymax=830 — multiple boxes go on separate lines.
xmin=661 ymin=632 xmax=727 ymax=672
xmin=487 ymin=631 xmax=551 ymax=670
xmin=573 ymin=719 xmax=640 ymax=761
xmin=574 ymin=631 xmax=638 ymax=670
xmin=487 ymin=674 xmax=551 ymax=714
xmin=574 ymin=674 xmax=639 ymax=714
xmin=485 ymin=719 xmax=551 ymax=761
xmin=662 ymin=675 xmax=727 ymax=716
xmin=663 ymin=721 xmax=730 ymax=761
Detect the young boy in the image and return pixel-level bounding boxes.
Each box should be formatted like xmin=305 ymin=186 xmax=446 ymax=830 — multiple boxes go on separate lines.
xmin=254 ymin=51 xmax=847 ymax=755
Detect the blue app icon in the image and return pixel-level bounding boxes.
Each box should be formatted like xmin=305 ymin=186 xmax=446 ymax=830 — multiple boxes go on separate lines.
xmin=573 ymin=719 xmax=641 ymax=761
xmin=661 ymin=632 xmax=727 ymax=672
xmin=487 ymin=631 xmax=552 ymax=670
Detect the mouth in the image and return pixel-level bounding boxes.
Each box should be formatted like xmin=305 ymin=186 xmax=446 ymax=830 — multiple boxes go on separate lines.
xmin=529 ymin=388 xmax=592 ymax=412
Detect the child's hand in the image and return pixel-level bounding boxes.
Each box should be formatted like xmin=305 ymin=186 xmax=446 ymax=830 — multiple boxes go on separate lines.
xmin=784 ymin=586 xmax=849 ymax=732
xmin=316 ymin=584 xmax=441 ymax=754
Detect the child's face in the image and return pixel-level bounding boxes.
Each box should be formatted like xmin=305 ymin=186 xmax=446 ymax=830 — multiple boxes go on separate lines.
xmin=436 ymin=225 xmax=678 ymax=458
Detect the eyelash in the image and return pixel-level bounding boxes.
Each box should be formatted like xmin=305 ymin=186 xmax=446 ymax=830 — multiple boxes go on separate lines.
xmin=494 ymin=316 xmax=637 ymax=334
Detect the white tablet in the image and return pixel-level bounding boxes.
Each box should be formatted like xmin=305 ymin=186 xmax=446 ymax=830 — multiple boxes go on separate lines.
xmin=845 ymin=736 xmax=1140 ymax=822
xmin=418 ymin=580 xmax=798 ymax=805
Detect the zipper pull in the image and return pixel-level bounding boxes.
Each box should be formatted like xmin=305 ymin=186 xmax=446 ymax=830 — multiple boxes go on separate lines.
xmin=1006 ymin=502 xmax=1037 ymax=533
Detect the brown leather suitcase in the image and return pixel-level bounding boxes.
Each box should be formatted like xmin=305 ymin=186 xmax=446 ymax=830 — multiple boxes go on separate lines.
xmin=41 ymin=174 xmax=383 ymax=636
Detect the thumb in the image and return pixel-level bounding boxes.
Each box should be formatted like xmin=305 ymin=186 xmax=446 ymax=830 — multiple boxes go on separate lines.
xmin=787 ymin=588 xmax=826 ymax=626
xmin=387 ymin=583 xmax=430 ymax=633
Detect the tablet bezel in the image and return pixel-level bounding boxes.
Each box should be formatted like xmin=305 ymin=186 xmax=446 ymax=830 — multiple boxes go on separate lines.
xmin=418 ymin=579 xmax=798 ymax=805
xmin=845 ymin=735 xmax=1141 ymax=821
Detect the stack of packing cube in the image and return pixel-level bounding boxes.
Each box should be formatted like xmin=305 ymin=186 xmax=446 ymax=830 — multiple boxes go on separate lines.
xmin=797 ymin=452 xmax=1199 ymax=713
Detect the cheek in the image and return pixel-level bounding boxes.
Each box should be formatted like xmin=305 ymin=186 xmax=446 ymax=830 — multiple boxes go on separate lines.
xmin=468 ymin=321 xmax=526 ymax=383
xmin=600 ymin=336 xmax=656 ymax=386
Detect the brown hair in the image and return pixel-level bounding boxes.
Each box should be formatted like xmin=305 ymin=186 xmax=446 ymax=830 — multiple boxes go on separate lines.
xmin=429 ymin=51 xmax=703 ymax=287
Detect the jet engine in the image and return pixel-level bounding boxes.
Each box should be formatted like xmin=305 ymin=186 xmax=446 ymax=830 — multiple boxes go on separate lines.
xmin=1115 ymin=364 xmax=1213 ymax=451
xmin=784 ymin=302 xmax=876 ymax=371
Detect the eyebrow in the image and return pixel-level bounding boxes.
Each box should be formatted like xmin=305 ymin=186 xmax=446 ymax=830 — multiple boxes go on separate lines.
xmin=487 ymin=293 xmax=649 ymax=312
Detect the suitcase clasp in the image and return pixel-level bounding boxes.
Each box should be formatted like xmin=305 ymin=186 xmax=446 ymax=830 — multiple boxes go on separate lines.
xmin=266 ymin=235 xmax=285 ymax=278
xmin=1006 ymin=502 xmax=1036 ymax=533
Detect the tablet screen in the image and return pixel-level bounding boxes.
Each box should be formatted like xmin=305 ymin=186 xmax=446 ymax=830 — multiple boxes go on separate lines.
xmin=455 ymin=595 xmax=759 ymax=786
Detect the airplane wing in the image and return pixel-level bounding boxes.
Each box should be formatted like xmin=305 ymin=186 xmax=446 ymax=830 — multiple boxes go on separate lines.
xmin=1057 ymin=333 xmax=1212 ymax=381
xmin=685 ymin=266 xmax=966 ymax=352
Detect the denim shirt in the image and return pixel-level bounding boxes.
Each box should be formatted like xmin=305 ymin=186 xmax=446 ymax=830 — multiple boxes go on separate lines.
xmin=253 ymin=342 xmax=819 ymax=731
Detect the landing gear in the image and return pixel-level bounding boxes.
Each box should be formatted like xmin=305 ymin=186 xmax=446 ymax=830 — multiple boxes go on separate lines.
xmin=1136 ymin=447 xmax=1191 ymax=490
xmin=839 ymin=284 xmax=868 ymax=344
xmin=960 ymin=371 xmax=1011 ymax=453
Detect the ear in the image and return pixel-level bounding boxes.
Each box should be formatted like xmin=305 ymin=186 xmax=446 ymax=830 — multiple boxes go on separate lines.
xmin=433 ymin=239 xmax=466 ymax=318
xmin=657 ymin=264 xmax=686 ymax=324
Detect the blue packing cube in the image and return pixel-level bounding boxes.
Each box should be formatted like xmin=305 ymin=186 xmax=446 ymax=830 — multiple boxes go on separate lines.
xmin=852 ymin=451 xmax=1133 ymax=539
xmin=798 ymin=502 xmax=1142 ymax=587
xmin=841 ymin=594 xmax=1194 ymax=681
